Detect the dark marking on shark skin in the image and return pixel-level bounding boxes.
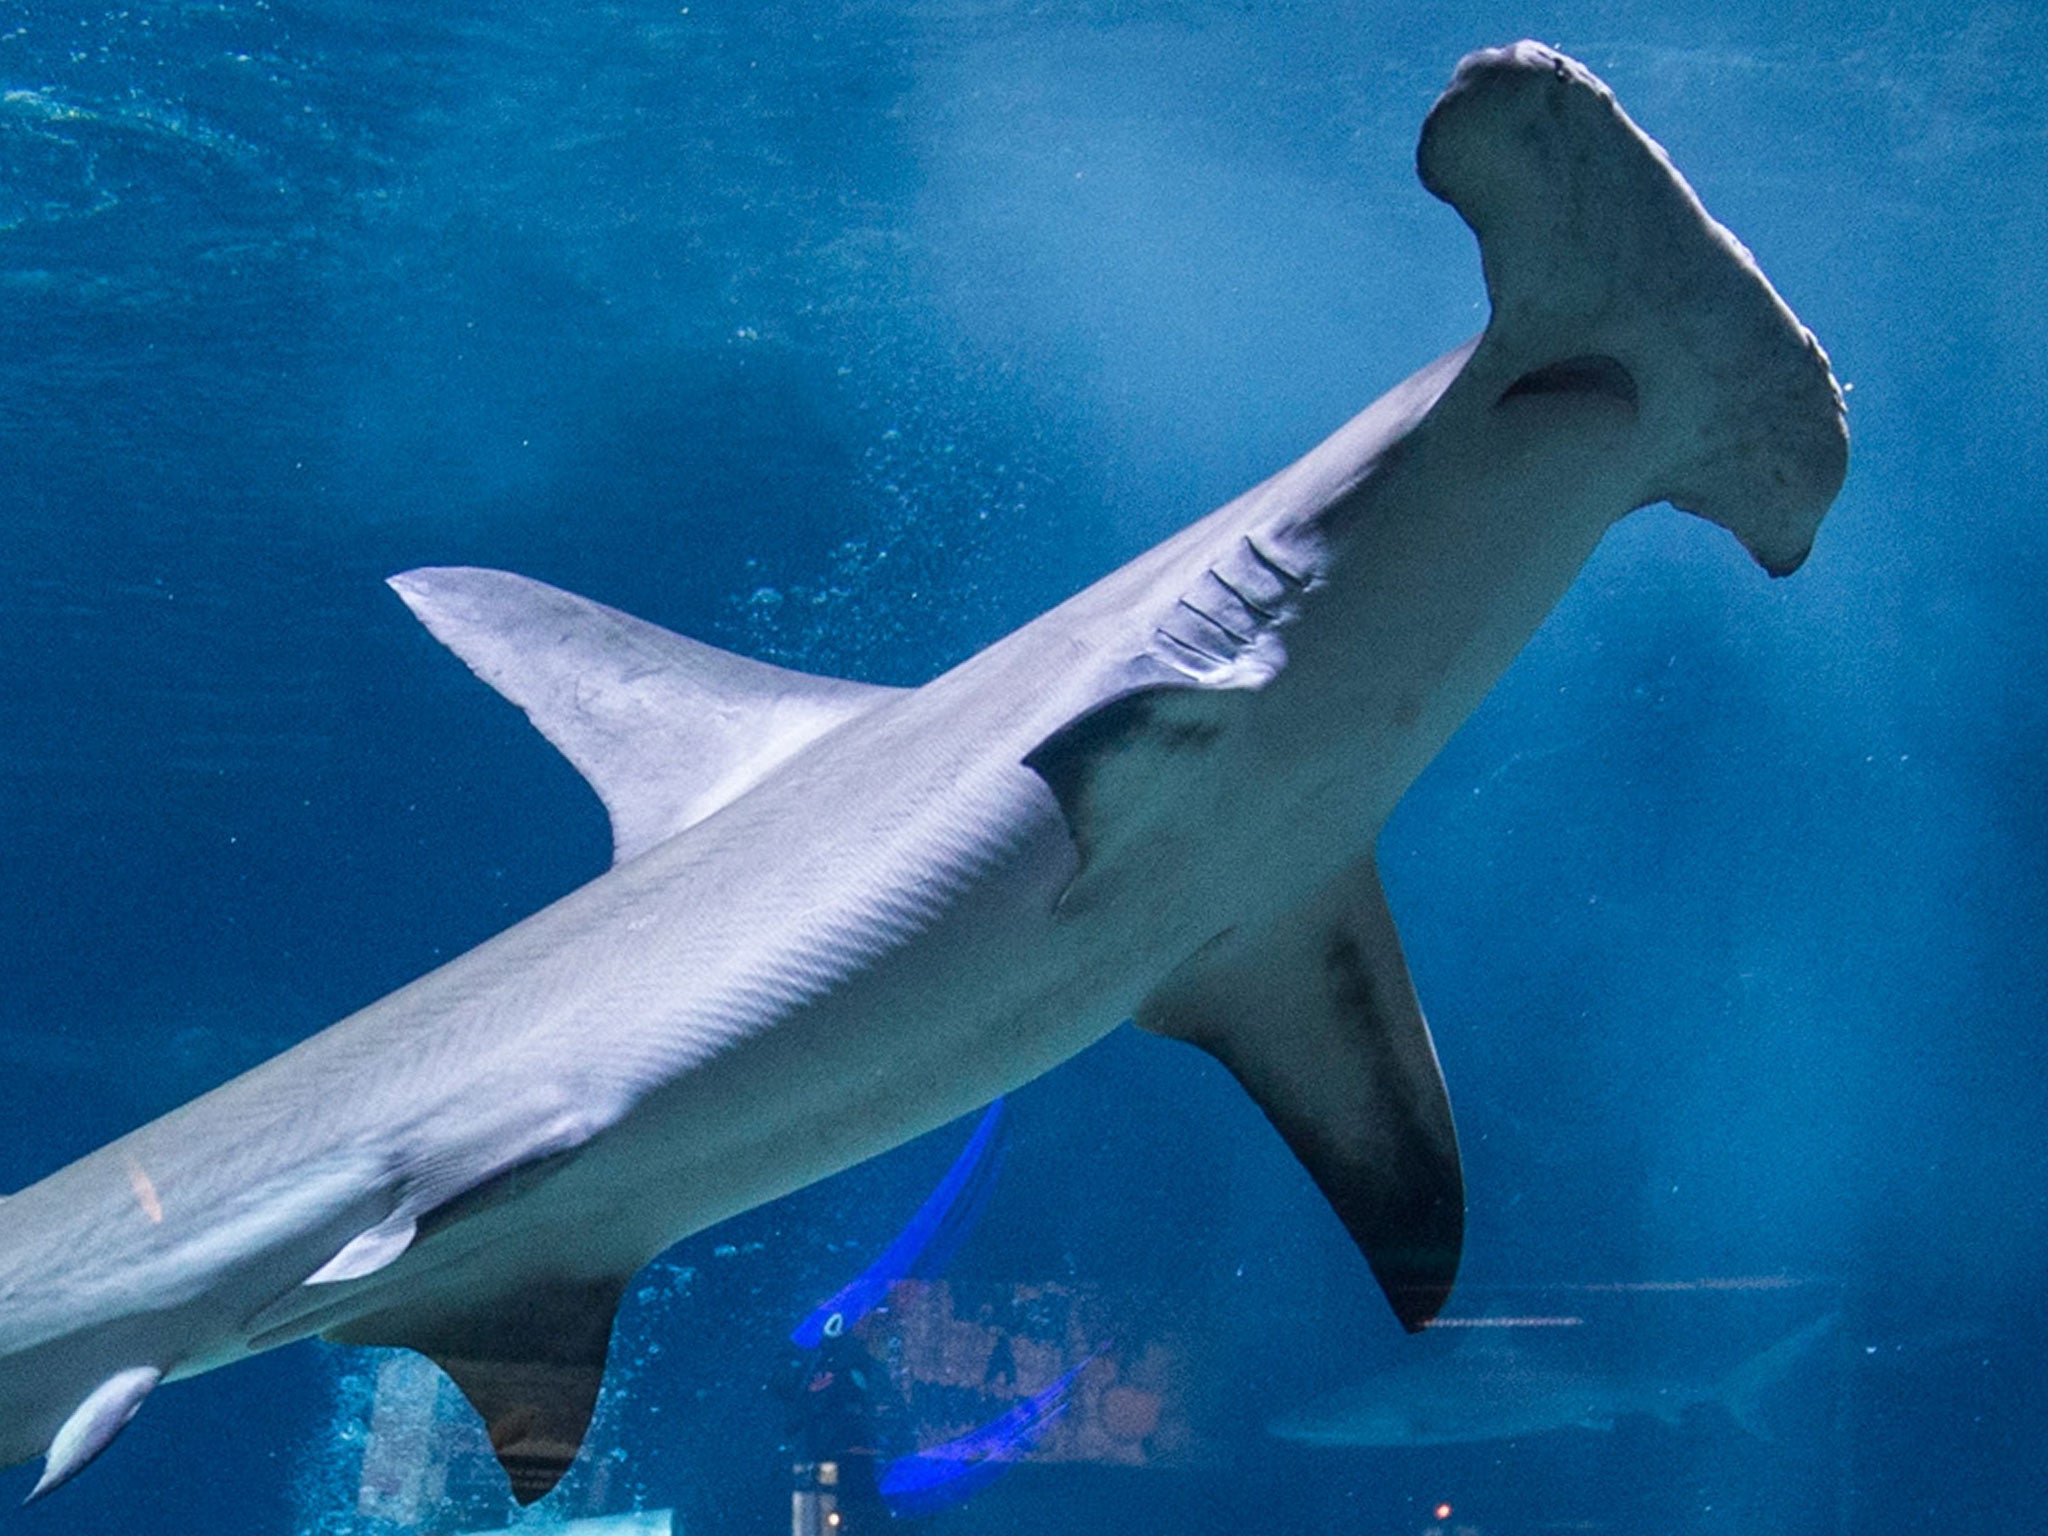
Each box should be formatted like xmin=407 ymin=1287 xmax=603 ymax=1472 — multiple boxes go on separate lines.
xmin=1024 ymin=691 xmax=1227 ymax=821
xmin=411 ymin=1147 xmax=584 ymax=1248
xmin=1317 ymin=933 xmax=1463 ymax=1316
xmin=1498 ymin=353 xmax=1639 ymax=411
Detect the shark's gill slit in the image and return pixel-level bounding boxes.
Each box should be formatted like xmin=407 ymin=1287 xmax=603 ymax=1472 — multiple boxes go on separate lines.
xmin=1496 ymin=353 xmax=1638 ymax=411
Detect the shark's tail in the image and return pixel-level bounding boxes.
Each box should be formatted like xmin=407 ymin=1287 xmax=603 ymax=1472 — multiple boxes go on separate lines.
xmin=1717 ymin=1312 xmax=1841 ymax=1440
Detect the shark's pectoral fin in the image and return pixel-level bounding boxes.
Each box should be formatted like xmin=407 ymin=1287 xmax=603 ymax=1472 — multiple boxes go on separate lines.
xmin=327 ymin=1274 xmax=628 ymax=1505
xmin=1136 ymin=857 xmax=1462 ymax=1332
xmin=389 ymin=567 xmax=903 ymax=864
xmin=1024 ymin=528 xmax=1322 ymax=903
xmin=1026 ymin=685 xmax=1249 ymax=900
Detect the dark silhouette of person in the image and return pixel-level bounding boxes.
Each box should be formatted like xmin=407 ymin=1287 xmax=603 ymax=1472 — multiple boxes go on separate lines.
xmin=982 ymin=1331 xmax=1016 ymax=1392
xmin=772 ymin=1329 xmax=897 ymax=1532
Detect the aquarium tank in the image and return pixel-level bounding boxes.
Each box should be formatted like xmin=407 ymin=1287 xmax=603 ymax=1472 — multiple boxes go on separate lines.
xmin=1 ymin=2 xmax=2041 ymax=1534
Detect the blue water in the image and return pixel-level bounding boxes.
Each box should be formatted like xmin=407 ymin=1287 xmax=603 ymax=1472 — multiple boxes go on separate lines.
xmin=2 ymin=2 xmax=2042 ymax=1532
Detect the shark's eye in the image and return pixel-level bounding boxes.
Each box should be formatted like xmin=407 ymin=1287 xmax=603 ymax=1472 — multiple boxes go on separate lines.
xmin=1497 ymin=353 xmax=1638 ymax=411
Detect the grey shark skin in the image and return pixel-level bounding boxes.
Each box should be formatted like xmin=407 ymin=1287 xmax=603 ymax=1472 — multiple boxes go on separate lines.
xmin=0 ymin=43 xmax=1846 ymax=1507
xmin=1268 ymin=1313 xmax=1842 ymax=1448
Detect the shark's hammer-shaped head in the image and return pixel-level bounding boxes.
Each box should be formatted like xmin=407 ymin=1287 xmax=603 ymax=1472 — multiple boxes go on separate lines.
xmin=1420 ymin=42 xmax=1848 ymax=577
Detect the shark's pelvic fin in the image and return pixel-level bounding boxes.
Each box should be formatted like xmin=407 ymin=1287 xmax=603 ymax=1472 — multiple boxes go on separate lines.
xmin=302 ymin=1212 xmax=419 ymax=1286
xmin=1136 ymin=858 xmax=1463 ymax=1332
xmin=389 ymin=567 xmax=903 ymax=863
xmin=27 ymin=1366 xmax=162 ymax=1503
xmin=327 ymin=1274 xmax=628 ymax=1505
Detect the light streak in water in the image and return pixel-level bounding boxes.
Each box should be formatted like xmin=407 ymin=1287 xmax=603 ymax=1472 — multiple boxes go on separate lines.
xmin=877 ymin=1361 xmax=1085 ymax=1519
xmin=790 ymin=1098 xmax=1005 ymax=1349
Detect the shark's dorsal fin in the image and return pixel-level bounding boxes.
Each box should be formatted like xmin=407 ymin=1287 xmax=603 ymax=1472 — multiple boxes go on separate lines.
xmin=389 ymin=567 xmax=903 ymax=864
xmin=327 ymin=1274 xmax=628 ymax=1505
xmin=1134 ymin=857 xmax=1463 ymax=1332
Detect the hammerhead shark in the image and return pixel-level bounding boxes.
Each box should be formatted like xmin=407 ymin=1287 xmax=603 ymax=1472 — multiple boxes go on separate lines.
xmin=0 ymin=42 xmax=1845 ymax=1506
